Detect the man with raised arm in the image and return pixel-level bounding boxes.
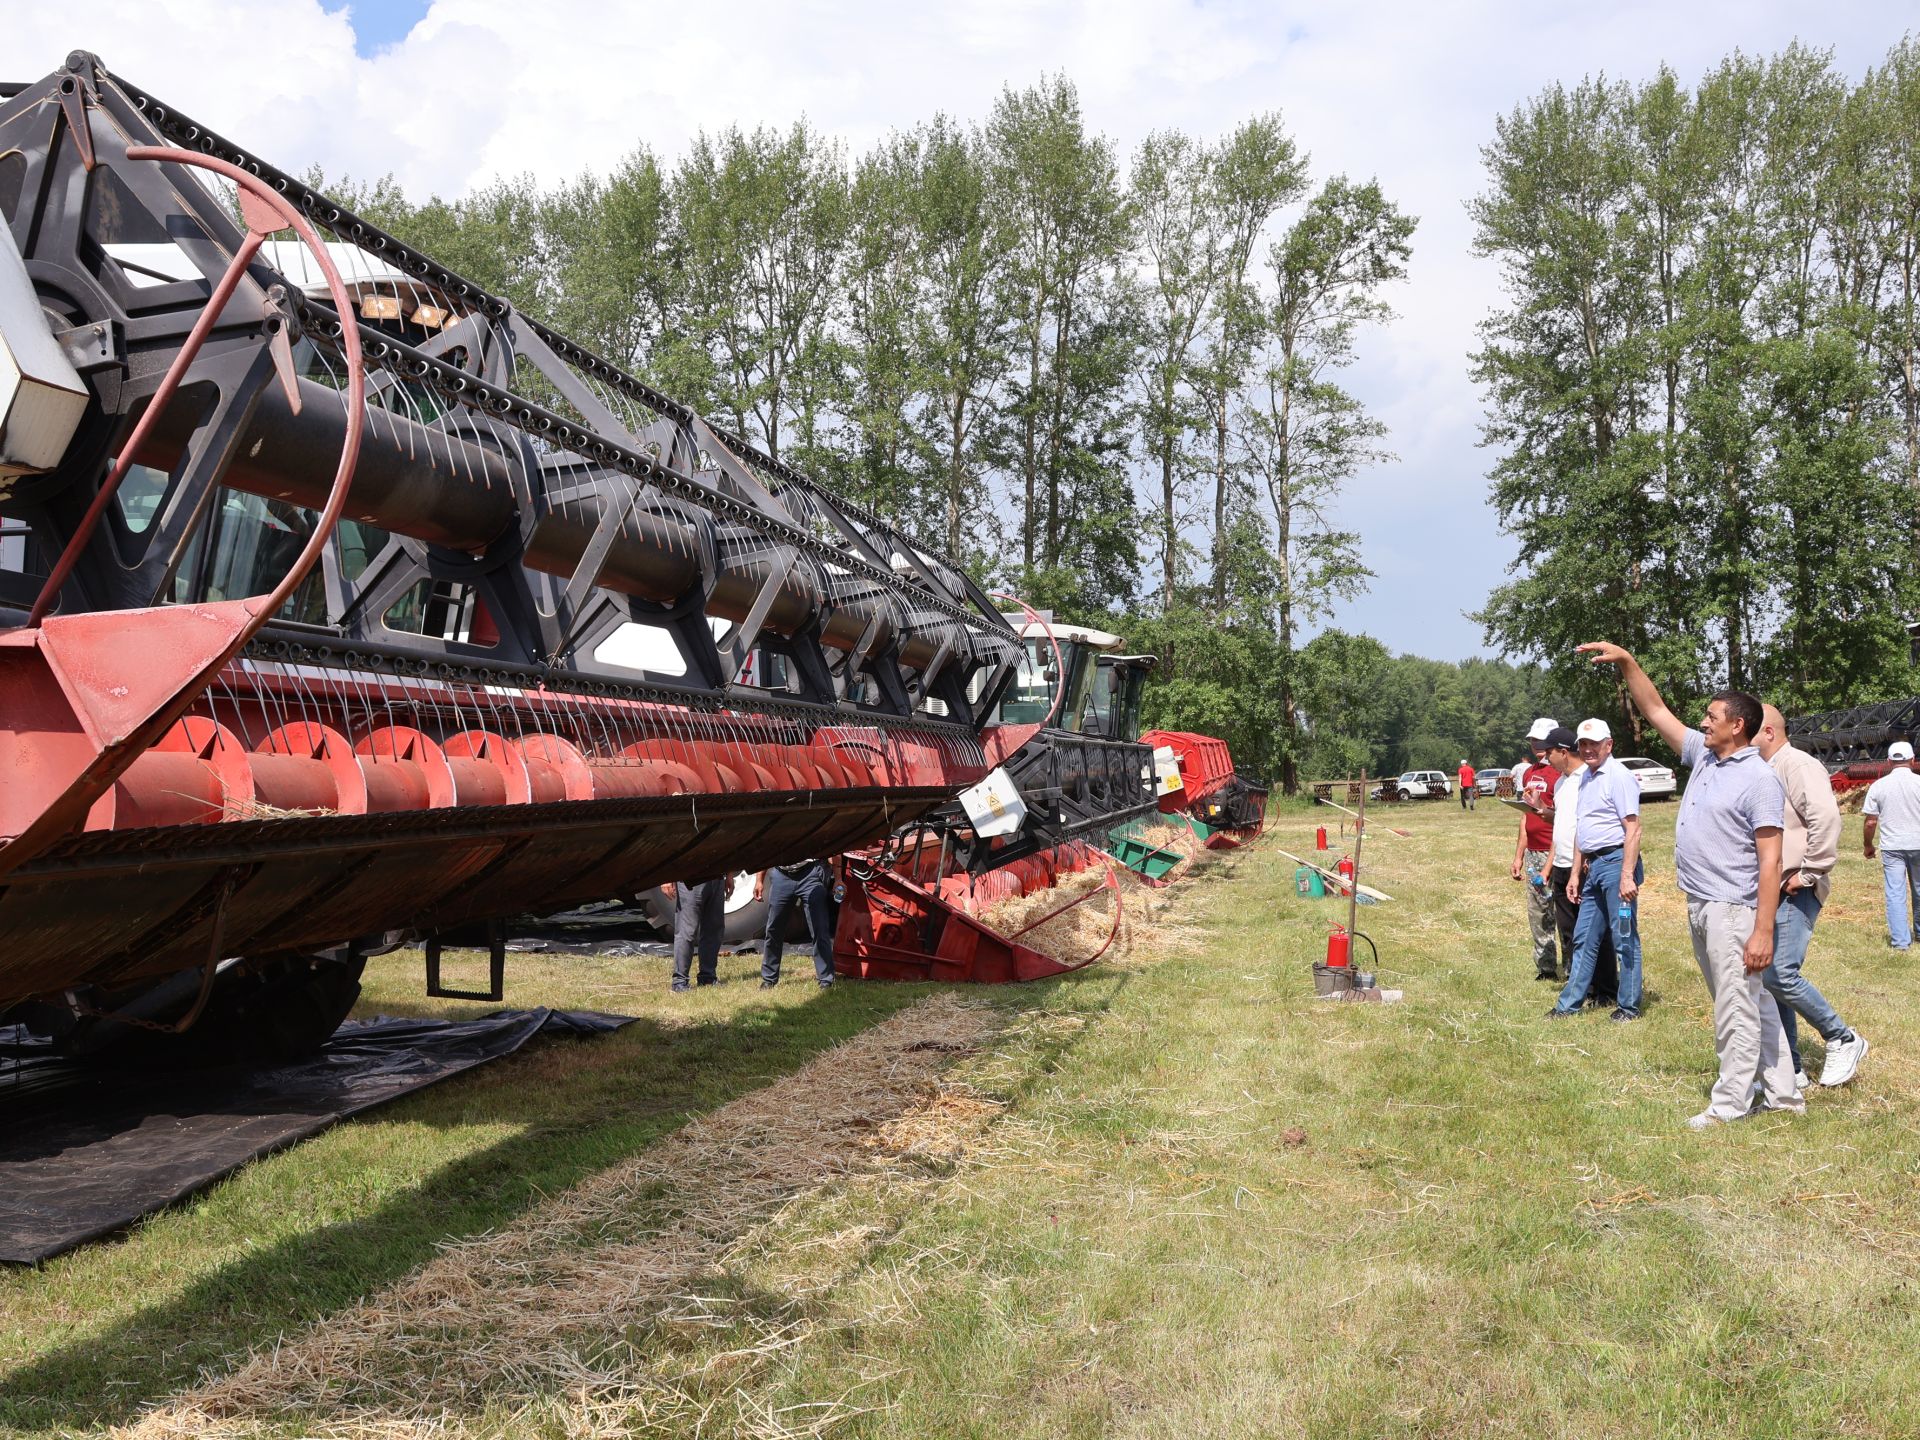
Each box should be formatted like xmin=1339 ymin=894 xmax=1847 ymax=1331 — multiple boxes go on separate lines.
xmin=1756 ymin=705 xmax=1867 ymax=1088
xmin=1577 ymin=643 xmax=1796 ymax=1127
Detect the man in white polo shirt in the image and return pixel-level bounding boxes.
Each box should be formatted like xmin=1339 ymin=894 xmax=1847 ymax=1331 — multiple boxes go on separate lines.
xmin=1539 ymin=725 xmax=1617 ymax=1000
xmin=1546 ymin=716 xmax=1644 ymax=1021
xmin=1864 ymin=741 xmax=1920 ymax=950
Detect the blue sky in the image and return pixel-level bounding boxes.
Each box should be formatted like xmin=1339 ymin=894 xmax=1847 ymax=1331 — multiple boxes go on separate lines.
xmin=8 ymin=1 xmax=1909 ymax=662
xmin=334 ymin=0 xmax=429 ymax=55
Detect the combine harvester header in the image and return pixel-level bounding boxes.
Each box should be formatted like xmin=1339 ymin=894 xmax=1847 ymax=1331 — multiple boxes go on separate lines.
xmin=0 ymin=53 xmax=1025 ymax=1056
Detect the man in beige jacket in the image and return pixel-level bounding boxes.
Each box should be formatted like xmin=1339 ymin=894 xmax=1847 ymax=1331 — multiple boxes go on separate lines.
xmin=1756 ymin=705 xmax=1869 ymax=1087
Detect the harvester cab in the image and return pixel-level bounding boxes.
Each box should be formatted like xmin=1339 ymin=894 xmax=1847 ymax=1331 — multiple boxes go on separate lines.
xmin=1082 ymin=652 xmax=1156 ymax=744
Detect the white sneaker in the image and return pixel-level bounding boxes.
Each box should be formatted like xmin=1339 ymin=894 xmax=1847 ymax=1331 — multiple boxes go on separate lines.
xmin=1819 ymin=1033 xmax=1870 ymax=1087
xmin=1687 ymin=1111 xmax=1725 ymax=1130
xmin=1795 ymin=1069 xmax=1811 ymax=1092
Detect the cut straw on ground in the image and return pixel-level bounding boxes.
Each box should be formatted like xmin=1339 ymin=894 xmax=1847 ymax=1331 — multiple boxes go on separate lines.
xmin=120 ymin=994 xmax=1004 ymax=1439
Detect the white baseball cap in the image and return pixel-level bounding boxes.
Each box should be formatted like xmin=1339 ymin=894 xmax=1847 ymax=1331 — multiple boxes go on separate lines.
xmin=1891 ymin=741 xmax=1914 ymax=761
xmin=1576 ymin=718 xmax=1612 ymax=742
xmin=1526 ymin=717 xmax=1557 ymax=741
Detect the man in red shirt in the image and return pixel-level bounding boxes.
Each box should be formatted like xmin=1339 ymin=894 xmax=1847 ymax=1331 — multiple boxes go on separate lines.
xmin=1458 ymin=760 xmax=1477 ymax=810
xmin=1510 ymin=719 xmax=1561 ymax=979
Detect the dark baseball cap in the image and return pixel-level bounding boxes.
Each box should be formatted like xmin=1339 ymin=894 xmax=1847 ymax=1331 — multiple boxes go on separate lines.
xmin=1543 ymin=725 xmax=1578 ymax=750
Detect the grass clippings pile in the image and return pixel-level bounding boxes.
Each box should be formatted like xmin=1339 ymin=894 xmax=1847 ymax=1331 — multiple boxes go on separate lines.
xmin=976 ymin=867 xmax=1121 ymax=966
xmin=122 ymin=994 xmax=1002 ymax=1439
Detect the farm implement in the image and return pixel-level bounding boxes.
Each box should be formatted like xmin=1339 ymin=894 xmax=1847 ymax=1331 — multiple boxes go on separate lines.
xmin=1139 ymin=727 xmax=1269 ymax=849
xmin=833 ymin=620 xmax=1270 ymax=981
xmin=1787 ymin=699 xmax=1920 ymax=793
xmin=0 ymin=53 xmax=1026 ymax=1057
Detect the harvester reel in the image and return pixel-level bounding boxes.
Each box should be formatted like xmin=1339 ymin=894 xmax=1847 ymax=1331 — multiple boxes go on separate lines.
xmin=0 ymin=53 xmax=1025 ymax=1054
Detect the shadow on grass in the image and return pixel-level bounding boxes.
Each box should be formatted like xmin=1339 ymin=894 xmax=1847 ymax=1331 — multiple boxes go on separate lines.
xmin=0 ymin=983 xmax=934 ymax=1434
xmin=0 ymin=957 xmax=1134 ymax=1436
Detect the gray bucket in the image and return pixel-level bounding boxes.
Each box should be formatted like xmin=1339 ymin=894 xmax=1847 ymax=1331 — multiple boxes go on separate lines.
xmin=1312 ymin=961 xmax=1355 ymax=997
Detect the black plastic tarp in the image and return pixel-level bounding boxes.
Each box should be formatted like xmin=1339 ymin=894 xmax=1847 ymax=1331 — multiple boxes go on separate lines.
xmin=0 ymin=1009 xmax=633 ymax=1265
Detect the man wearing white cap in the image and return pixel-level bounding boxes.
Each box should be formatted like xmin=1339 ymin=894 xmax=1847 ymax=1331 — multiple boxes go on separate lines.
xmin=1546 ymin=713 xmax=1646 ymax=1021
xmin=1511 ymin=718 xmax=1561 ymax=980
xmin=1864 ymin=740 xmax=1920 ymax=949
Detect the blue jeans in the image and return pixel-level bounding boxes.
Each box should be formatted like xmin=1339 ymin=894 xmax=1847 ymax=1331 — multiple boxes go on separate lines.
xmin=762 ymin=863 xmax=836 ymax=984
xmin=1883 ymin=850 xmax=1920 ymax=949
xmin=1763 ymin=887 xmax=1847 ymax=1075
xmin=1555 ymin=850 xmax=1643 ymax=1015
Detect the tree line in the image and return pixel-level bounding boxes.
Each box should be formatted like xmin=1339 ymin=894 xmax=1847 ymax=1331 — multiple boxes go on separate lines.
xmin=1475 ymin=39 xmax=1920 ymax=748
xmin=314 ymin=77 xmax=1412 ymax=790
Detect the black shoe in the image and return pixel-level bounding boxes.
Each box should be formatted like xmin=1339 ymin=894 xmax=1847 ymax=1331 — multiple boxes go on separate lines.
xmin=1545 ymin=1006 xmax=1578 ymax=1019
xmin=759 ymin=979 xmax=778 ymax=989
xmin=1535 ymin=973 xmax=1560 ymax=982
xmin=1608 ymin=1007 xmax=1639 ymax=1023
xmin=671 ymin=983 xmax=690 ymax=993
xmin=696 ymin=976 xmax=717 ymax=987
xmin=817 ymin=979 xmax=834 ymax=989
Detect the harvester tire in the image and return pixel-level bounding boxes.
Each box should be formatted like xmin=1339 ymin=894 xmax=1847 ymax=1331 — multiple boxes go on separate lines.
xmin=77 ymin=953 xmax=366 ymax=1068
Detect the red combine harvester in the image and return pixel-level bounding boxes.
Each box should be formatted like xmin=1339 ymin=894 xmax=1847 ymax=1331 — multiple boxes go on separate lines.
xmin=0 ymin=54 xmax=1028 ymax=1058
xmin=1139 ymin=728 xmax=1269 ymax=848
xmin=833 ymin=619 xmax=1278 ymax=981
xmin=833 ymin=618 xmax=1158 ymax=984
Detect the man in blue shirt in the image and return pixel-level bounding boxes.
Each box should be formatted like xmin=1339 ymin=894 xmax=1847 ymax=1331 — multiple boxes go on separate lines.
xmin=1579 ymin=642 xmax=1795 ymax=1127
xmin=1547 ymin=715 xmax=1645 ymax=1021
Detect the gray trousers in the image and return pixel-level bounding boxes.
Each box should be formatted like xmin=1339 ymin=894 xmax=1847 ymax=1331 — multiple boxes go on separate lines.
xmin=1688 ymin=897 xmax=1801 ymax=1120
xmin=672 ymin=879 xmax=725 ymax=987
xmin=1523 ymin=849 xmax=1556 ymax=977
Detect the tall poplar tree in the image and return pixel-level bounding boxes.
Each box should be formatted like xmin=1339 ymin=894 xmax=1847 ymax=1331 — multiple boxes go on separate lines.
xmin=1238 ymin=177 xmax=1411 ymax=792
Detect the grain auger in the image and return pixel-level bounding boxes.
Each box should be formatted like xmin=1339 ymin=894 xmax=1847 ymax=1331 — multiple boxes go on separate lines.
xmin=0 ymin=53 xmax=1025 ymax=1058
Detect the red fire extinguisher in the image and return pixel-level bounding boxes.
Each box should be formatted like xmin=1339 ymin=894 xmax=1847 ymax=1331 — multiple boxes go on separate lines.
xmin=1326 ymin=926 xmax=1350 ymax=967
xmin=1315 ymin=825 xmax=1328 ymax=851
xmin=1336 ymin=854 xmax=1354 ymax=879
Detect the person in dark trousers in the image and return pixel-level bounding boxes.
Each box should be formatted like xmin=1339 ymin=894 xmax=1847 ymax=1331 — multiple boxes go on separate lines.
xmin=1459 ymin=760 xmax=1477 ymax=810
xmin=1546 ymin=715 xmax=1645 ymax=1022
xmin=666 ymin=878 xmax=725 ymax=992
xmin=1512 ymin=721 xmax=1560 ymax=979
xmin=759 ymin=858 xmax=836 ymax=988
xmin=1541 ymin=727 xmax=1618 ymax=1002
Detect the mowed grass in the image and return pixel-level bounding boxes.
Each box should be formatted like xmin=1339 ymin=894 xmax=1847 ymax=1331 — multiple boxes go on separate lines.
xmin=5 ymin=799 xmax=1920 ymax=1436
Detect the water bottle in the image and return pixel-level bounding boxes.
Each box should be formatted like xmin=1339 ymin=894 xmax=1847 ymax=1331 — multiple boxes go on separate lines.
xmin=1617 ymin=902 xmax=1632 ymax=921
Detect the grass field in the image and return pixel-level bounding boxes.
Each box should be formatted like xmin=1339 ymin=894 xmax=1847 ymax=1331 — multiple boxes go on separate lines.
xmin=5 ymin=798 xmax=1920 ymax=1437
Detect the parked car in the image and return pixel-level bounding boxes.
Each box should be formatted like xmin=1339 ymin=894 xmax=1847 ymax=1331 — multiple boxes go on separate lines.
xmin=1371 ymin=769 xmax=1452 ymax=801
xmin=1476 ymin=763 xmax=1526 ymax=797
xmin=1618 ymin=755 xmax=1677 ymax=799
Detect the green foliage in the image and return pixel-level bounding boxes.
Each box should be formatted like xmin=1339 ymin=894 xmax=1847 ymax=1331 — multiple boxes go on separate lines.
xmin=1123 ymin=604 xmax=1287 ymax=780
xmin=1474 ymin=43 xmax=1920 ymax=737
xmin=302 ymin=82 xmax=1422 ymax=784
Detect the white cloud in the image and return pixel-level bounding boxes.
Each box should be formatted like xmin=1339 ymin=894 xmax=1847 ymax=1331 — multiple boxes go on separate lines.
xmin=5 ymin=0 xmax=1907 ymax=658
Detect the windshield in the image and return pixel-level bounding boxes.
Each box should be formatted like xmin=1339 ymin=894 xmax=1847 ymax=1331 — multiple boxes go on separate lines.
xmin=1082 ymin=658 xmax=1145 ymax=741
xmin=994 ymin=637 xmax=1098 ymax=732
